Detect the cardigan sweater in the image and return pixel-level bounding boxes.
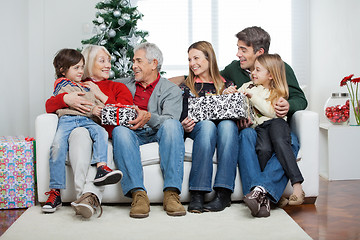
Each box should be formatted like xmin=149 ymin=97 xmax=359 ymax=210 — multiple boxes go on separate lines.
xmin=221 ymin=60 xmax=307 ymax=118
xmin=115 ymin=76 xmax=183 ymax=130
xmin=239 ymin=81 xmax=286 ymax=127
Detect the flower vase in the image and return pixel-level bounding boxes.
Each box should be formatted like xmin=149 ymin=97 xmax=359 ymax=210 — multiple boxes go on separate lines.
xmin=349 ymin=100 xmax=360 ymax=126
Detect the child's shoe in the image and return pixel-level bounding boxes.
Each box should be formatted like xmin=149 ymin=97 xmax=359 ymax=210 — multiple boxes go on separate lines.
xmin=93 ymin=165 xmax=123 ymax=186
xmin=42 ymin=189 xmax=62 ymax=213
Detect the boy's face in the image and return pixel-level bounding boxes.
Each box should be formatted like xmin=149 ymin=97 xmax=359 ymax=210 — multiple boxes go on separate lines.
xmin=64 ymin=59 xmax=84 ymax=82
xmin=236 ymin=40 xmax=263 ymax=72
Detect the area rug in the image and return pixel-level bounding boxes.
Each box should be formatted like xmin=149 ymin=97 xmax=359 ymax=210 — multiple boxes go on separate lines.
xmin=1 ymin=203 xmax=311 ymax=240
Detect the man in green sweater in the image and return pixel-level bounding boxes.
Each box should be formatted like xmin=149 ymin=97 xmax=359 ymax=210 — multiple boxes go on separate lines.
xmin=170 ymin=26 xmax=307 ymax=216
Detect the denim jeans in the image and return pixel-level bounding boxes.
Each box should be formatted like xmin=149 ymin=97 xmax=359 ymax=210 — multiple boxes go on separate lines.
xmin=112 ymin=119 xmax=185 ymax=197
xmin=238 ymin=127 xmax=299 ymax=203
xmin=49 ymin=115 xmax=108 ymax=189
xmin=187 ymin=120 xmax=238 ymax=192
xmin=255 ymin=118 xmax=304 ymax=185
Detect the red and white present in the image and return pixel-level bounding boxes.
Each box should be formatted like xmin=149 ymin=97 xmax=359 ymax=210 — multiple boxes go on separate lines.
xmin=101 ymin=104 xmax=138 ymax=127
xmin=0 ymin=136 xmax=35 ymax=209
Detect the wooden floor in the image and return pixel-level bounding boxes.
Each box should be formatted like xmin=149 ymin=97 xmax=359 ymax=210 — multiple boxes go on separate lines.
xmin=1 ymin=177 xmax=360 ymax=239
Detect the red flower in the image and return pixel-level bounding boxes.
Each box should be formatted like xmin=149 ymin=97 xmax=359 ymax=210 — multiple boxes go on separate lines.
xmin=351 ymin=77 xmax=360 ymax=83
xmin=340 ymin=74 xmax=354 ymax=86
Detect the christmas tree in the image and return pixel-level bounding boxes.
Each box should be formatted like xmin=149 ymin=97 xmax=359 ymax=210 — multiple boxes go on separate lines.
xmin=82 ymin=0 xmax=148 ymax=79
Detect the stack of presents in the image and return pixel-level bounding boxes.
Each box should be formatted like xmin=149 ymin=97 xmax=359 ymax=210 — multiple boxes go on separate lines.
xmin=0 ymin=136 xmax=36 ymax=209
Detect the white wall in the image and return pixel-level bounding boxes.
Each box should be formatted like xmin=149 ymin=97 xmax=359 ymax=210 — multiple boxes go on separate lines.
xmin=0 ymin=1 xmax=29 ymax=136
xmin=309 ymin=0 xmax=360 ymax=122
xmin=1 ymin=0 xmax=360 ymax=137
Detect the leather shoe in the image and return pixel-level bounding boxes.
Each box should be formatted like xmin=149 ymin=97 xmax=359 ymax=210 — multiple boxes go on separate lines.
xmin=203 ymin=188 xmax=231 ymax=212
xmin=188 ymin=191 xmax=205 ymax=213
xmin=163 ymin=190 xmax=186 ymax=216
xmin=288 ymin=190 xmax=305 ymax=205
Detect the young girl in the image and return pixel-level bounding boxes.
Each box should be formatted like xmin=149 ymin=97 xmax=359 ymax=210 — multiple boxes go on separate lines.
xmin=180 ymin=41 xmax=237 ymax=213
xmin=239 ymin=54 xmax=305 ymax=215
xmin=42 ymin=49 xmax=123 ymax=213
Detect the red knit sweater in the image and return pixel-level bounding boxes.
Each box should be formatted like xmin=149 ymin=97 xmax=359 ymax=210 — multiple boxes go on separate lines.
xmin=46 ymin=78 xmax=133 ymax=138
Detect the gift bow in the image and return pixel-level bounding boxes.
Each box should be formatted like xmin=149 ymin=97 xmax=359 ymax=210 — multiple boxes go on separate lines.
xmin=25 ymin=137 xmax=35 ymax=142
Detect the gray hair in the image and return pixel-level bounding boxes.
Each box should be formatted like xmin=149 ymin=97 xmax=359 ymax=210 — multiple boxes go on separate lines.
xmin=134 ymin=42 xmax=163 ymax=72
xmin=81 ymin=45 xmax=111 ymax=79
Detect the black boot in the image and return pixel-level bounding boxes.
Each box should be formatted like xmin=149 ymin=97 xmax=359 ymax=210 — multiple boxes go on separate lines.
xmin=203 ymin=188 xmax=231 ymax=212
xmin=188 ymin=191 xmax=205 ymax=213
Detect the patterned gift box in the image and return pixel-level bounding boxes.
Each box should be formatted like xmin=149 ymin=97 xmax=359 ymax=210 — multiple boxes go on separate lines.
xmin=188 ymin=92 xmax=254 ymax=122
xmin=0 ymin=136 xmax=35 ymax=209
xmin=101 ymin=104 xmax=138 ymax=127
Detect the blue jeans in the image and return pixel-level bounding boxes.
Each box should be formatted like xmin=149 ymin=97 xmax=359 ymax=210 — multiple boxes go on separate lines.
xmin=238 ymin=127 xmax=299 ymax=203
xmin=112 ymin=119 xmax=185 ymax=197
xmin=188 ymin=120 xmax=238 ymax=192
xmin=49 ymin=115 xmax=108 ymax=189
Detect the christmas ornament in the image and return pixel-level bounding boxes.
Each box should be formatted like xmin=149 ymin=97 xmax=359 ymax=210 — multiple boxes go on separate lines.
xmin=97 ymin=16 xmax=104 ymax=24
xmin=122 ymin=13 xmax=130 ymax=20
xmin=100 ymin=39 xmax=107 ymax=45
xmin=109 ymin=70 xmax=115 ymax=79
xmin=99 ymin=24 xmax=107 ymax=31
xmin=113 ymin=10 xmax=121 ymax=17
xmin=128 ymin=32 xmax=141 ymax=48
xmin=108 ymin=29 xmax=116 ymax=38
xmin=118 ymin=19 xmax=126 ymax=27
xmin=111 ymin=55 xmax=117 ymax=62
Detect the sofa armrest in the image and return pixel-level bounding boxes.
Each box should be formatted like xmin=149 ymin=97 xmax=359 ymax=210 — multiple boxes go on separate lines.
xmin=35 ymin=113 xmax=58 ymax=201
xmin=289 ymin=110 xmax=320 ymax=197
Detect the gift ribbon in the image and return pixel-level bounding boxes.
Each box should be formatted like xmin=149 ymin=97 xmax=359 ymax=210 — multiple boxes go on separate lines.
xmin=108 ymin=104 xmax=134 ymax=125
xmin=25 ymin=137 xmax=35 ymax=142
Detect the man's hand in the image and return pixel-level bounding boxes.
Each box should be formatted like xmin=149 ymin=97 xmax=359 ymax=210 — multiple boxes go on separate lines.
xmin=181 ymin=117 xmax=195 ymax=133
xmin=129 ymin=106 xmax=151 ymax=130
xmin=63 ymin=92 xmax=93 ymax=113
xmin=274 ymin=97 xmax=289 ymax=118
xmin=237 ymin=117 xmax=253 ymax=130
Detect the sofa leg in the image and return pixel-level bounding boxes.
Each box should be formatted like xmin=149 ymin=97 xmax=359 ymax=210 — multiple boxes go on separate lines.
xmin=303 ymin=197 xmax=317 ymax=204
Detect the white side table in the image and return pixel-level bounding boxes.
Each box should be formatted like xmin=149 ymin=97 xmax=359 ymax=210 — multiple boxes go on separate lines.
xmin=320 ymin=123 xmax=360 ymax=180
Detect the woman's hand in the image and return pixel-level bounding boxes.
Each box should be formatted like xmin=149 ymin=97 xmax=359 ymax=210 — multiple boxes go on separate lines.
xmin=83 ymin=81 xmax=109 ymax=104
xmin=181 ymin=117 xmax=195 ymax=133
xmin=129 ymin=106 xmax=151 ymax=130
xmin=223 ymin=86 xmax=238 ymax=94
xmin=91 ymin=105 xmax=103 ymax=118
xmin=63 ymin=92 xmax=93 ymax=113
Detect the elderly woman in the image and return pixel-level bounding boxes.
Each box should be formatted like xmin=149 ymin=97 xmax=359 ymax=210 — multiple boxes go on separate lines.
xmin=45 ymin=45 xmax=133 ymax=218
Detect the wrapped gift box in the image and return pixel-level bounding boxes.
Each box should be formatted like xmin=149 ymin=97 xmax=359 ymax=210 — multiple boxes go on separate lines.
xmin=188 ymin=92 xmax=254 ymax=122
xmin=101 ymin=104 xmax=137 ymax=127
xmin=0 ymin=136 xmax=35 ymax=209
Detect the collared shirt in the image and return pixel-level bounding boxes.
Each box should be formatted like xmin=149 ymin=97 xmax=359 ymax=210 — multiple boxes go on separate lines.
xmin=134 ymin=73 xmax=160 ymax=110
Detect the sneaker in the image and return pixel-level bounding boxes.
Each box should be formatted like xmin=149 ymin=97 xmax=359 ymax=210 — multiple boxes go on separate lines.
xmin=163 ymin=190 xmax=186 ymax=216
xmin=93 ymin=165 xmax=123 ymax=186
xmin=42 ymin=189 xmax=62 ymax=213
xmin=71 ymin=192 xmax=102 ymax=218
xmin=243 ymin=188 xmax=265 ymax=217
xmin=256 ymin=197 xmax=270 ymax=218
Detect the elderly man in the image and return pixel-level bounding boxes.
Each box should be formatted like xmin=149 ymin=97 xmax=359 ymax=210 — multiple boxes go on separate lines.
xmin=112 ymin=42 xmax=186 ymax=218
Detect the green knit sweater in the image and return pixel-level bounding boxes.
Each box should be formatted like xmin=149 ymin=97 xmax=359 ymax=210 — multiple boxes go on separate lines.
xmin=220 ymin=60 xmax=308 ymax=118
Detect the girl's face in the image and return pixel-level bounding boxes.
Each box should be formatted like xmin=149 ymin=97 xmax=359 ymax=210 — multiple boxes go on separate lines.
xmin=188 ymin=48 xmax=209 ymax=78
xmin=64 ymin=59 xmax=84 ymax=83
xmin=251 ymin=60 xmax=272 ymax=89
xmin=92 ymin=49 xmax=111 ymax=81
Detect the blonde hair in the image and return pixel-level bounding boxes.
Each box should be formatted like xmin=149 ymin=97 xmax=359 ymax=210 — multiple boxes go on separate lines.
xmin=185 ymin=41 xmax=225 ymax=97
xmin=81 ymin=45 xmax=111 ymax=79
xmin=256 ymin=54 xmax=288 ymax=104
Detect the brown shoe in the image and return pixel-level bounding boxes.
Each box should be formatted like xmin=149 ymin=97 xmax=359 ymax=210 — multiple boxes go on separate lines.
xmin=163 ymin=190 xmax=186 ymax=216
xmin=288 ymin=190 xmax=305 ymax=205
xmin=71 ymin=192 xmax=102 ymax=218
xmin=130 ymin=191 xmax=150 ymax=218
xmin=277 ymin=196 xmax=289 ymax=208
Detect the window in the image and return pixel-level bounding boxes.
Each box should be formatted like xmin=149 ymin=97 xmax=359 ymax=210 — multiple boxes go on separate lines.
xmin=136 ymin=0 xmax=308 ymax=86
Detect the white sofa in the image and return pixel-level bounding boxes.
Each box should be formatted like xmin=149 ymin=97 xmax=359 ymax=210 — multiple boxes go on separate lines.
xmin=36 ymin=110 xmax=319 ymax=204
